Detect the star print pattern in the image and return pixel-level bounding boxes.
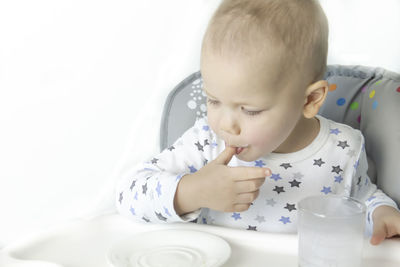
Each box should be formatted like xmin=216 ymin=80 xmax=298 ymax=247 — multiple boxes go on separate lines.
xmin=116 ymin=115 xmax=398 ymax=235
xmin=313 ymin=158 xmax=325 ymax=167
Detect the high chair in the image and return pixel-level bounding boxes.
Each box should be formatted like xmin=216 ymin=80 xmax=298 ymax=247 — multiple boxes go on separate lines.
xmin=160 ymin=65 xmax=400 ymax=206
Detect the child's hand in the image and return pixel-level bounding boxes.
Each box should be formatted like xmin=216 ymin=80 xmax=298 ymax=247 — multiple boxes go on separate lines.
xmin=185 ymin=145 xmax=270 ymax=213
xmin=370 ymin=205 xmax=400 ymax=245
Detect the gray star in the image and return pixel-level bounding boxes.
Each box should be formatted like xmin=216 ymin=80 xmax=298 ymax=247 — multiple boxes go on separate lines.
xmin=247 ymin=225 xmax=257 ymax=231
xmin=284 ymin=203 xmax=296 ymax=212
xmin=203 ymin=159 xmax=208 ymax=166
xmin=204 ymin=139 xmax=210 ymax=146
xmin=255 ymin=215 xmax=266 ymax=223
xmin=151 ymin=158 xmax=159 ymax=164
xmin=167 ymin=146 xmax=175 ymax=151
xmin=337 ymin=140 xmax=350 ymax=149
xmin=142 ymin=183 xmax=148 ymax=195
xmin=331 ymin=165 xmax=343 ymax=174
xmin=293 ymin=172 xmax=304 ymax=180
xmin=266 ymin=198 xmax=277 ymax=207
xmin=155 ymin=212 xmax=167 ymax=221
xmin=142 ymin=216 xmax=150 ymax=222
xmin=273 ymin=186 xmax=285 ymax=194
xmin=280 ymin=163 xmax=292 ymax=169
xmin=289 ymin=179 xmax=301 ymax=187
xmin=130 ymin=180 xmax=136 ymax=191
xmin=119 ymin=192 xmax=123 ymax=204
xmin=313 ymin=158 xmax=325 ymax=167
xmin=347 ymin=149 xmax=356 ymax=157
xmin=195 ymin=141 xmax=204 ymax=151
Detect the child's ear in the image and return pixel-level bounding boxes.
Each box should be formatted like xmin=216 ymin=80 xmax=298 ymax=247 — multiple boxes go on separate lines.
xmin=302 ymin=80 xmax=329 ymax=118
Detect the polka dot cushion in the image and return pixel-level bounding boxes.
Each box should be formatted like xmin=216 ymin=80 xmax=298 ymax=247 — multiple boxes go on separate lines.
xmin=160 ymin=65 xmax=400 ymax=205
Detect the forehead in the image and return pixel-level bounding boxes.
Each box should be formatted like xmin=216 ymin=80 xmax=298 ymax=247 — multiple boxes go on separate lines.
xmin=200 ymin=50 xmax=285 ymax=96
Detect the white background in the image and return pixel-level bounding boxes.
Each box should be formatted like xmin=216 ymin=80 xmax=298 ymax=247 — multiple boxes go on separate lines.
xmin=0 ymin=0 xmax=399 ymax=248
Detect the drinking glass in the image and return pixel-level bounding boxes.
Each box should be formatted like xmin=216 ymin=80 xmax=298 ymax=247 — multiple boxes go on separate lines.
xmin=298 ymin=195 xmax=366 ymax=267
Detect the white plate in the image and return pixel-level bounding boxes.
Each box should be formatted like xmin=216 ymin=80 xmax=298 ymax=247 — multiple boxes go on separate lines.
xmin=107 ymin=229 xmax=231 ymax=267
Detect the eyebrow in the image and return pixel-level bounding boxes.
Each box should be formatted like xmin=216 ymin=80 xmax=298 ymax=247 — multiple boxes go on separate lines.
xmin=203 ymin=88 xmax=217 ymax=99
xmin=203 ymin=88 xmax=264 ymax=108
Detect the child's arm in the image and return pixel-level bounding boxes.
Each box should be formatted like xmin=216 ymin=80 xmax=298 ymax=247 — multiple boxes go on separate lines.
xmin=116 ymin=118 xmax=269 ymax=223
xmin=350 ymin=135 xmax=399 ymax=245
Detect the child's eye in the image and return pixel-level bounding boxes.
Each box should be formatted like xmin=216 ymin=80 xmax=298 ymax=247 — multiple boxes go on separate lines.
xmin=242 ymin=107 xmax=262 ymax=116
xmin=207 ymin=98 xmax=220 ymax=106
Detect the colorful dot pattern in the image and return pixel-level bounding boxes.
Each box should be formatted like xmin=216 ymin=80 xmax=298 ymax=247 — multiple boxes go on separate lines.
xmin=329 ymin=79 xmax=400 ymax=125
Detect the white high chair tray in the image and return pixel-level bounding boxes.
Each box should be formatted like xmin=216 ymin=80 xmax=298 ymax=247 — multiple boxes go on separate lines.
xmin=1 ymin=214 xmax=400 ymax=267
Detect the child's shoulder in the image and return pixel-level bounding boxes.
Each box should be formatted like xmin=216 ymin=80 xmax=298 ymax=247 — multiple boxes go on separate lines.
xmin=318 ymin=115 xmax=364 ymax=151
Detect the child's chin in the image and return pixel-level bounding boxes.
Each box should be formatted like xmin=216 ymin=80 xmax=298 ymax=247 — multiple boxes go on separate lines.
xmin=235 ymin=151 xmax=258 ymax=162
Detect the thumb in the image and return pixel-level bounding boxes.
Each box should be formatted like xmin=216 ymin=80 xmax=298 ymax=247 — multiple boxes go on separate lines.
xmin=214 ymin=145 xmax=237 ymax=165
xmin=370 ymin=220 xmax=387 ymax=246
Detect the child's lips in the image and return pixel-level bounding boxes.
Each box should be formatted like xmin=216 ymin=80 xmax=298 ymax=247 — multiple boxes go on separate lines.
xmin=224 ymin=142 xmax=249 ymax=154
xmin=236 ymin=147 xmax=245 ymax=154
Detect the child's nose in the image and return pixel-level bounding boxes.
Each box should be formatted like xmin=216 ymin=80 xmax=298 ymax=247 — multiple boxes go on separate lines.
xmin=220 ymin=116 xmax=241 ymax=136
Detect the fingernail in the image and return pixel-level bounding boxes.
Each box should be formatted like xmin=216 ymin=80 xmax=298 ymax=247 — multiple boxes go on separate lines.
xmin=265 ymin=169 xmax=271 ymax=176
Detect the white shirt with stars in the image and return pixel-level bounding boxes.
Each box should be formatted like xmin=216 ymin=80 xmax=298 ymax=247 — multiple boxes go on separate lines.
xmin=116 ymin=115 xmax=398 ymax=236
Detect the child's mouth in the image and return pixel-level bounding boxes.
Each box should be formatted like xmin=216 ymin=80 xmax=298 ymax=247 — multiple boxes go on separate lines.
xmin=235 ymin=145 xmax=248 ymax=155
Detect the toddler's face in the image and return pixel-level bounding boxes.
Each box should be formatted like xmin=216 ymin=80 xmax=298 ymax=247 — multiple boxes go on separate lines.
xmin=201 ymin=53 xmax=305 ymax=162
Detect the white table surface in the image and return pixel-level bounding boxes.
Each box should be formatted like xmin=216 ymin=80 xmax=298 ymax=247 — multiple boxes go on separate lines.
xmin=1 ymin=214 xmax=400 ymax=267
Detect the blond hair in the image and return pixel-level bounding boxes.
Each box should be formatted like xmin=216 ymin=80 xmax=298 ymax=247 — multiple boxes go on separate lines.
xmin=201 ymin=0 xmax=329 ymax=85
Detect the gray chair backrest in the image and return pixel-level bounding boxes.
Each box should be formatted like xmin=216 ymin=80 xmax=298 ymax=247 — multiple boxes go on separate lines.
xmin=160 ymin=65 xmax=400 ymax=206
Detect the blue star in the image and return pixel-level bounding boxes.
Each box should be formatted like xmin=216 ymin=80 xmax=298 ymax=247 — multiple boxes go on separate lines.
xmin=270 ymin=173 xmax=282 ymax=181
xmin=156 ymin=181 xmax=162 ymax=197
xmin=202 ymin=125 xmax=210 ymax=131
xmin=134 ymin=191 xmax=138 ymax=200
xmin=176 ymin=174 xmax=184 ymax=181
xmin=330 ymin=128 xmax=341 ymax=135
xmin=254 ymin=160 xmax=266 ymax=167
xmin=211 ymin=142 xmax=218 ymax=147
xmin=334 ymin=175 xmax=343 ymax=183
xmin=321 ymin=186 xmax=332 ymax=194
xmin=129 ymin=206 xmax=136 ymax=215
xmin=202 ymin=218 xmax=207 ymax=224
xmin=189 ymin=165 xmax=198 ymax=173
xmin=164 ymin=207 xmax=172 ymax=217
xmin=279 ymin=216 xmax=291 ymax=224
xmin=354 ymin=160 xmax=360 ymax=169
xmin=232 ymin=212 xmax=242 ymax=220
xmin=367 ymin=196 xmax=376 ymax=202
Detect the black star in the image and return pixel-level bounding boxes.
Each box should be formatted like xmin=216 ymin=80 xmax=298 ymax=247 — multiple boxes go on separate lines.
xmin=155 ymin=212 xmax=167 ymax=222
xmin=142 ymin=183 xmax=148 ymax=195
xmin=289 ymin=179 xmax=301 ymax=187
xmin=167 ymin=146 xmax=175 ymax=151
xmin=195 ymin=141 xmax=204 ymax=151
xmin=151 ymin=158 xmax=159 ymax=164
xmin=337 ymin=141 xmax=350 ymax=149
xmin=284 ymin=203 xmax=296 ymax=212
xmin=130 ymin=180 xmax=136 ymax=191
xmin=331 ymin=165 xmax=343 ymax=174
xmin=247 ymin=225 xmax=257 ymax=231
xmin=204 ymin=139 xmax=210 ymax=146
xmin=273 ymin=186 xmax=285 ymax=194
xmin=280 ymin=163 xmax=292 ymax=169
xmin=142 ymin=216 xmax=150 ymax=223
xmin=119 ymin=192 xmax=123 ymax=204
xmin=313 ymin=158 xmax=325 ymax=167
xmin=357 ymin=176 xmax=362 ymax=185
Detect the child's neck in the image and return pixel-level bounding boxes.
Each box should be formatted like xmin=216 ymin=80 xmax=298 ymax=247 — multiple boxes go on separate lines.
xmin=273 ymin=116 xmax=320 ymax=154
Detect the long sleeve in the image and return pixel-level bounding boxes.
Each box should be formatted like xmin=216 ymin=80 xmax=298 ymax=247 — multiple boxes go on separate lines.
xmin=116 ymin=118 xmax=214 ymax=223
xmin=350 ymin=136 xmax=399 ymax=236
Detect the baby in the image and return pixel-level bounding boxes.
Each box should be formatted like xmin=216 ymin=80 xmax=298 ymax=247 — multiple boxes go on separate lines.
xmin=117 ymin=0 xmax=400 ymax=245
